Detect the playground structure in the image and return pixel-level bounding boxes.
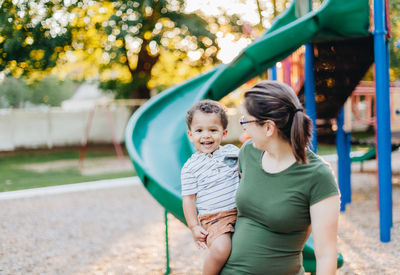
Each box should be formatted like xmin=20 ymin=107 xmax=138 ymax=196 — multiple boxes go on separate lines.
xmin=351 ymin=81 xmax=400 ymax=133
xmin=125 ymin=0 xmax=394 ymax=273
xmin=348 ymin=81 xmax=400 ymax=166
xmin=78 ymin=99 xmax=146 ymax=168
xmin=272 ymin=63 xmax=400 ymax=164
xmin=271 ymin=47 xmax=305 ymax=95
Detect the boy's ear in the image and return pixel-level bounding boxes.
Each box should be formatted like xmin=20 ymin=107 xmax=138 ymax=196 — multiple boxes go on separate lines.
xmin=187 ymin=130 xmax=193 ymax=142
xmin=222 ymin=129 xmax=228 ymax=138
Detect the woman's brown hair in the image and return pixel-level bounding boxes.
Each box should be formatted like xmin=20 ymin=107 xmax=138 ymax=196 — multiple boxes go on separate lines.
xmin=244 ymin=80 xmax=312 ymax=163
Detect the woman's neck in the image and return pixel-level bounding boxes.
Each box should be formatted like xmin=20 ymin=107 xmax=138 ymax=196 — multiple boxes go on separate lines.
xmin=261 ymin=137 xmax=297 ymax=174
xmin=264 ymin=138 xmax=294 ymax=162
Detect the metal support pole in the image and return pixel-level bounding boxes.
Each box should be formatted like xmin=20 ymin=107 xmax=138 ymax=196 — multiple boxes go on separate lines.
xmin=373 ymin=0 xmax=392 ymax=242
xmin=271 ymin=66 xmax=277 ymax=80
xmin=336 ymin=108 xmax=352 ymax=211
xmin=79 ymin=107 xmax=96 ymax=168
xmin=283 ymin=57 xmax=292 ymax=86
xmin=385 ymin=38 xmax=393 ymax=229
xmin=165 ymin=210 xmax=171 ymax=274
xmin=345 ymin=132 xmax=352 ymax=205
xmin=305 ymin=43 xmax=317 ymax=152
xmin=103 ymin=106 xmax=125 ymax=165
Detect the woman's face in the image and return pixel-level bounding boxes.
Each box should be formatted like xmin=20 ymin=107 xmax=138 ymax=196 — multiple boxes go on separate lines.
xmin=240 ymin=109 xmax=269 ymax=150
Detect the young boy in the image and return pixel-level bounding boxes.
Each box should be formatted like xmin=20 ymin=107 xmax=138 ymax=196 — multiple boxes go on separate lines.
xmin=181 ymin=100 xmax=240 ymax=275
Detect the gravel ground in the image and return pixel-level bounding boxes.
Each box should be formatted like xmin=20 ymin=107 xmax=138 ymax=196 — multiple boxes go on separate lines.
xmin=0 ymin=152 xmax=399 ymax=274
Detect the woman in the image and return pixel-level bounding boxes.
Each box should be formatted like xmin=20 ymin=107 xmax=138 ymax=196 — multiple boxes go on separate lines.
xmin=220 ymin=80 xmax=340 ymax=275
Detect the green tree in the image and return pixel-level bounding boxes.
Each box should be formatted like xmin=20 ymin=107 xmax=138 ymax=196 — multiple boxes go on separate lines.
xmin=0 ymin=0 xmax=74 ymax=78
xmin=0 ymin=76 xmax=75 ymax=108
xmin=0 ymin=0 xmax=253 ymax=100
xmin=389 ymin=0 xmax=400 ymax=80
xmin=0 ymin=77 xmax=32 ymax=108
xmin=73 ymin=0 xmax=243 ymax=99
xmin=251 ymin=0 xmax=291 ymax=30
xmin=30 ymin=76 xmax=75 ymax=106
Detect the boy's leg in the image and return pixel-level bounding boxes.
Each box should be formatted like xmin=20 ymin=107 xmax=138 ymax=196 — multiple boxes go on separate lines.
xmin=202 ymin=233 xmax=232 ymax=275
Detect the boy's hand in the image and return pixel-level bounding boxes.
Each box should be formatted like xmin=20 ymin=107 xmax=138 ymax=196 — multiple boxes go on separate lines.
xmin=190 ymin=225 xmax=208 ymax=249
xmin=182 ymin=195 xmax=208 ymax=249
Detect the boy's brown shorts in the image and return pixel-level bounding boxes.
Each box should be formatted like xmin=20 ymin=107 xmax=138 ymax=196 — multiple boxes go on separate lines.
xmin=198 ymin=208 xmax=237 ymax=247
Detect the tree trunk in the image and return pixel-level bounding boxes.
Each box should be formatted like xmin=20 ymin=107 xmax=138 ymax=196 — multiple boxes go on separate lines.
xmin=272 ymin=0 xmax=277 ymax=17
xmin=256 ymin=0 xmax=264 ymax=29
xmin=129 ymin=39 xmax=159 ymax=99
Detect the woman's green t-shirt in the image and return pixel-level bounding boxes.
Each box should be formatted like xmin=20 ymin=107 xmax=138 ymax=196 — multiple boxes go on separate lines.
xmin=221 ymin=140 xmax=339 ymax=275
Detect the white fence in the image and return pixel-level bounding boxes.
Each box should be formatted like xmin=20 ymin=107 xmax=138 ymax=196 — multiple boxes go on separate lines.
xmin=0 ymin=106 xmax=131 ymax=151
xmin=0 ymin=107 xmax=243 ymax=151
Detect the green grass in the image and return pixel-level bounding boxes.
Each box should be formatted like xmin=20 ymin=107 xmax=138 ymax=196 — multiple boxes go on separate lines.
xmin=0 ymin=149 xmax=136 ymax=192
xmin=317 ymin=144 xmax=373 ymax=156
xmin=1 ymin=140 xmax=375 ymax=193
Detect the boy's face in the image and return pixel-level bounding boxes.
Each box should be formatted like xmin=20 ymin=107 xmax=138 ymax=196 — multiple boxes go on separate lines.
xmin=187 ymin=111 xmax=227 ymax=154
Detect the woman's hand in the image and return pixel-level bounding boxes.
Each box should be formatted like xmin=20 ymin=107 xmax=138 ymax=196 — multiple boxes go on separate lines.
xmin=310 ymin=194 xmax=340 ymax=275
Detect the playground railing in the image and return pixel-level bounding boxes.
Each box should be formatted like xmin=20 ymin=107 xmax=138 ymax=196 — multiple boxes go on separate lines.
xmin=351 ymin=80 xmax=400 ymax=132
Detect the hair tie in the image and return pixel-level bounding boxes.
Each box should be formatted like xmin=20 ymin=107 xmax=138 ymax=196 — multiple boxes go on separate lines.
xmin=283 ymin=108 xmax=303 ymax=133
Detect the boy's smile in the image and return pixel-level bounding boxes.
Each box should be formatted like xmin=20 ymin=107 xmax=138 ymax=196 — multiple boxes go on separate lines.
xmin=187 ymin=111 xmax=228 ymax=154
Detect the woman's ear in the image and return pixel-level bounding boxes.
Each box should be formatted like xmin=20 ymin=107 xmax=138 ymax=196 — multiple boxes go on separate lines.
xmin=264 ymin=120 xmax=276 ymax=137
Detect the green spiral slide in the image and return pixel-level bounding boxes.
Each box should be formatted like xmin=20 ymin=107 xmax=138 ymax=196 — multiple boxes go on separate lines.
xmin=125 ymin=0 xmax=371 ymax=272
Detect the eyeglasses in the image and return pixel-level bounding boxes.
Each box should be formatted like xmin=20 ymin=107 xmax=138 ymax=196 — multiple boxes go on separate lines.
xmin=239 ymin=117 xmax=265 ymax=126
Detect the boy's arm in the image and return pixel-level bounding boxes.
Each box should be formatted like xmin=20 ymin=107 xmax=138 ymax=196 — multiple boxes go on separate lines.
xmin=182 ymin=194 xmax=208 ymax=249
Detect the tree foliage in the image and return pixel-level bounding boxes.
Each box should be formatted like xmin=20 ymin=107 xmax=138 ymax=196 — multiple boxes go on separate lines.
xmin=0 ymin=0 xmax=74 ymax=78
xmin=30 ymin=76 xmax=75 ymax=106
xmin=0 ymin=77 xmax=32 ymax=108
xmin=0 ymin=76 xmax=75 ymax=108
xmin=251 ymin=0 xmax=291 ymax=29
xmin=389 ymin=0 xmax=400 ymax=80
xmin=72 ymin=0 xmax=244 ymax=98
xmin=1 ymin=0 xmax=282 ymax=99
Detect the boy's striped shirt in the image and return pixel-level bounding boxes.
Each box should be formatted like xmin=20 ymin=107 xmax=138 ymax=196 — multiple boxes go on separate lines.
xmin=181 ymin=144 xmax=240 ymax=215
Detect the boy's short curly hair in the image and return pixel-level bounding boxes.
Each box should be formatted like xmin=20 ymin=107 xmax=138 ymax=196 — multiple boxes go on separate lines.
xmin=185 ymin=100 xmax=228 ymax=130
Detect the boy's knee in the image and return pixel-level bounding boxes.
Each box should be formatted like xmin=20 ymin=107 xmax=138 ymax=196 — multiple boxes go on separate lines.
xmin=209 ymin=235 xmax=231 ymax=260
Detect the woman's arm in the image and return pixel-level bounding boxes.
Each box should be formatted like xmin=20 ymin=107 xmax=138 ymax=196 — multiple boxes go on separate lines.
xmin=310 ymin=195 xmax=340 ymax=275
xmin=182 ymin=194 xmax=208 ymax=249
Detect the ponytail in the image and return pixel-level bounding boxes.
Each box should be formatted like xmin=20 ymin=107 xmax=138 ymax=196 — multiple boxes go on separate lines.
xmin=290 ymin=108 xmax=312 ymax=163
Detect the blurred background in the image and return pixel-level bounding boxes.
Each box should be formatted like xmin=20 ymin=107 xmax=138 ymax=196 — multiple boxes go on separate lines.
xmin=1 ymin=0 xmax=400 ymax=192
